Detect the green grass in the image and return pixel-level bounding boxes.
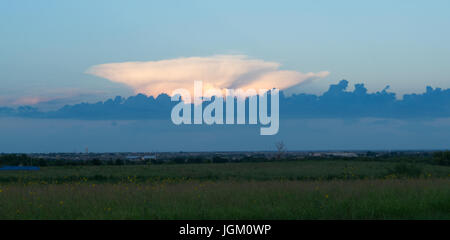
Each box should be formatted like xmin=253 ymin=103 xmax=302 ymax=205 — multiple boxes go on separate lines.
xmin=1 ymin=160 xmax=449 ymax=183
xmin=1 ymin=179 xmax=449 ymax=220
xmin=1 ymin=161 xmax=449 ymax=219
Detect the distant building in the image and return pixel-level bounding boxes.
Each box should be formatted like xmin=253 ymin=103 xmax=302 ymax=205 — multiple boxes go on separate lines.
xmin=329 ymin=152 xmax=358 ymax=157
xmin=126 ymin=155 xmax=157 ymax=161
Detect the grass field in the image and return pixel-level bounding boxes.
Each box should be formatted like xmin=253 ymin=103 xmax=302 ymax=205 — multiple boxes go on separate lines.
xmin=1 ymin=160 xmax=449 ymax=219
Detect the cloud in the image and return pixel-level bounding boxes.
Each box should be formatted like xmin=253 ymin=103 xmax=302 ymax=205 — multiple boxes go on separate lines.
xmin=0 ymin=89 xmax=113 ymax=110
xmin=0 ymin=96 xmax=51 ymax=106
xmin=86 ymin=55 xmax=329 ymax=97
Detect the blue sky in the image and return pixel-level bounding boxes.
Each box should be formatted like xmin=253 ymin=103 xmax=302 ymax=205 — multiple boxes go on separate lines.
xmin=1 ymin=0 xmax=450 ymax=108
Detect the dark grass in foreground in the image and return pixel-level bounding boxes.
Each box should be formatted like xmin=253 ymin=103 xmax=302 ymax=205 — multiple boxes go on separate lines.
xmin=1 ymin=179 xmax=449 ymax=220
xmin=1 ymin=160 xmax=449 ymax=183
xmin=0 ymin=161 xmax=449 ymax=219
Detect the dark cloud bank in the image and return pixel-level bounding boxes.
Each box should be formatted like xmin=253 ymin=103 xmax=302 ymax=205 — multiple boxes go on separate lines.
xmin=1 ymin=80 xmax=450 ymax=119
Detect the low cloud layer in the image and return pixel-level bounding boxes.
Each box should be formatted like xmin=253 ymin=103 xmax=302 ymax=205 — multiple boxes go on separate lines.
xmin=86 ymin=55 xmax=329 ymax=97
xmin=3 ymin=80 xmax=450 ymax=120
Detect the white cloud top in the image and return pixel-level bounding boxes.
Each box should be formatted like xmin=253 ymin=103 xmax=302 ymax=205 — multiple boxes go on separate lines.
xmin=87 ymin=55 xmax=329 ymax=97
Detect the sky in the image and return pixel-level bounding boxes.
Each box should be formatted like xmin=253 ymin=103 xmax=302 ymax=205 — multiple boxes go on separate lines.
xmin=1 ymin=0 xmax=450 ymax=109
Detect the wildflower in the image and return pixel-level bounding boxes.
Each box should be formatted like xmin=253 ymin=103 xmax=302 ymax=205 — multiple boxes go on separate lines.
xmin=59 ymin=201 xmax=64 ymax=205
xmin=325 ymin=194 xmax=329 ymax=199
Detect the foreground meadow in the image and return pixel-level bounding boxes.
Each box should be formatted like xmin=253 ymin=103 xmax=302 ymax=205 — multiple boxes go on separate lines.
xmin=1 ymin=161 xmax=449 ymax=219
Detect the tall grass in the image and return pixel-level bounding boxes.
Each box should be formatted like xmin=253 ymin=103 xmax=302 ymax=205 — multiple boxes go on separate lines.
xmin=0 ymin=179 xmax=449 ymax=220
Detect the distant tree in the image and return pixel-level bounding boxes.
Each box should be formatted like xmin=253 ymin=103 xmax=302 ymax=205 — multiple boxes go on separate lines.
xmin=366 ymin=151 xmax=377 ymax=157
xmin=37 ymin=159 xmax=48 ymax=167
xmin=114 ymin=159 xmax=125 ymax=165
xmin=91 ymin=158 xmax=102 ymax=166
xmin=275 ymin=141 xmax=286 ymax=160
xmin=173 ymin=157 xmax=185 ymax=164
xmin=0 ymin=154 xmax=33 ymax=166
xmin=187 ymin=157 xmax=203 ymax=164
xmin=433 ymin=151 xmax=450 ymax=166
xmin=212 ymin=156 xmax=228 ymax=163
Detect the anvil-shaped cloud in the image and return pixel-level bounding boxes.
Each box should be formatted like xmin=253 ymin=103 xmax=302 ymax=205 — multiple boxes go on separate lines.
xmin=86 ymin=55 xmax=329 ymax=97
